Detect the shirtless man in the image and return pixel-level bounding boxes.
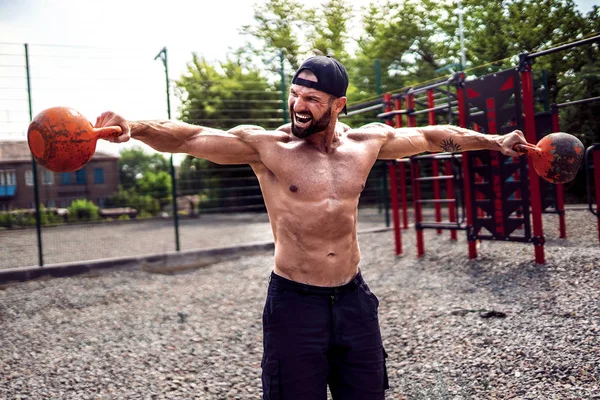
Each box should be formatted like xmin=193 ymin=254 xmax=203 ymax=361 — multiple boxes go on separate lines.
xmin=96 ymin=56 xmax=526 ymax=399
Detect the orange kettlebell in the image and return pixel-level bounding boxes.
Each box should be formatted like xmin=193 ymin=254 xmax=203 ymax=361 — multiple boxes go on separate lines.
xmin=27 ymin=107 xmax=122 ymax=172
xmin=513 ymin=132 xmax=584 ymax=184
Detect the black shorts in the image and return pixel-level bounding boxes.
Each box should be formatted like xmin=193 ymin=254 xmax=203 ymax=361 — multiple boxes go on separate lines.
xmin=261 ymin=270 xmax=389 ymax=400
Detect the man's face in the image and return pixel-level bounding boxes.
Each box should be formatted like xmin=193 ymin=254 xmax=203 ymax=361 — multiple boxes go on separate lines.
xmin=288 ymin=71 xmax=335 ymax=138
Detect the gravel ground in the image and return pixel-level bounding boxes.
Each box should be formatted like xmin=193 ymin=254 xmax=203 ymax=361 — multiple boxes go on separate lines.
xmin=0 ymin=210 xmax=599 ymax=399
xmin=0 ymin=208 xmax=387 ymax=269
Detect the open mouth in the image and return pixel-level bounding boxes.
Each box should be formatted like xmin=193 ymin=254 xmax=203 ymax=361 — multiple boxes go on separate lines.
xmin=294 ymin=112 xmax=313 ymax=126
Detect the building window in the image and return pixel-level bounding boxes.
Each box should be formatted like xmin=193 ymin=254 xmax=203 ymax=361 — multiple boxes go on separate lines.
xmin=94 ymin=168 xmax=105 ymax=184
xmin=61 ymin=173 xmax=71 ymax=185
xmin=0 ymin=170 xmax=17 ymax=196
xmin=42 ymin=169 xmax=54 ymax=185
xmin=75 ymin=169 xmax=86 ymax=185
xmin=25 ymin=170 xmax=34 ymax=186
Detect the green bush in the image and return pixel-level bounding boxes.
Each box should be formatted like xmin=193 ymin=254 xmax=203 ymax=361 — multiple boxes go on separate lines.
xmin=0 ymin=212 xmax=14 ymax=228
xmin=67 ymin=199 xmax=100 ymax=222
xmin=12 ymin=211 xmax=36 ymax=227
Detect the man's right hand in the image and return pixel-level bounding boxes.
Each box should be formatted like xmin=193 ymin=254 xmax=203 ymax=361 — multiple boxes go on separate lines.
xmin=95 ymin=111 xmax=131 ymax=143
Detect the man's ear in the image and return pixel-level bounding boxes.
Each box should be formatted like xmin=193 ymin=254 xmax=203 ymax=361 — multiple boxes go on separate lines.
xmin=333 ymin=96 xmax=347 ymax=114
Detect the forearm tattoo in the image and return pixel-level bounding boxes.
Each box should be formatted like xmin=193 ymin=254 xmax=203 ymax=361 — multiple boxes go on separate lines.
xmin=440 ymin=138 xmax=462 ymax=152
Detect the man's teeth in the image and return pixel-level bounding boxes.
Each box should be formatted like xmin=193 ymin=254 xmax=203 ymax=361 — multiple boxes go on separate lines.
xmin=295 ymin=113 xmax=312 ymax=123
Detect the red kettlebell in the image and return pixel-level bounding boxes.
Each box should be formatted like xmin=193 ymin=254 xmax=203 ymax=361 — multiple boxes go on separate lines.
xmin=27 ymin=107 xmax=122 ymax=172
xmin=514 ymin=132 xmax=584 ymax=184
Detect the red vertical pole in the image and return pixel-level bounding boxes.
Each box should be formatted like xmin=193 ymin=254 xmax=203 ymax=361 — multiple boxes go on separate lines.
xmin=384 ymin=93 xmax=393 ymax=127
xmin=389 ymin=162 xmax=402 ymax=255
xmin=445 ymin=160 xmax=458 ymax=240
xmin=457 ymin=73 xmax=477 ymax=259
xmin=399 ymin=161 xmax=409 ymax=229
xmin=384 ymin=93 xmax=402 ymax=254
xmin=428 ymin=89 xmax=442 ymax=234
xmin=411 ymin=161 xmax=424 ymax=257
xmin=427 ymin=89 xmax=436 ymax=126
xmin=521 ymin=61 xmax=545 ymax=264
xmin=407 ymin=92 xmax=416 ymax=127
xmin=551 ymin=106 xmax=566 ymax=238
xmin=594 ymin=150 xmax=600 ymax=242
xmin=432 ymin=159 xmax=442 ymax=234
xmin=395 ymin=97 xmax=403 ymax=128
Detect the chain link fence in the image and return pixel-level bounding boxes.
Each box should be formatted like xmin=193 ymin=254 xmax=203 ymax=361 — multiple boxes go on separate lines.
xmin=0 ymin=43 xmax=390 ymax=269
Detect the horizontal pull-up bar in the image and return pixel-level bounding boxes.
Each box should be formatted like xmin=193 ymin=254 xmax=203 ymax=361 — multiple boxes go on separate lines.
xmin=555 ymin=96 xmax=600 ymax=108
xmin=524 ymin=35 xmax=600 ymax=60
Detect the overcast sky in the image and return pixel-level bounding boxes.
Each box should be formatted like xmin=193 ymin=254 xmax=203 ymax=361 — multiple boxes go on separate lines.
xmin=0 ymin=0 xmax=597 ymax=159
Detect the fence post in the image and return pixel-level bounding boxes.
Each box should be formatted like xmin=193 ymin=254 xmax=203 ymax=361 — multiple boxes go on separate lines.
xmin=155 ymin=47 xmax=180 ymax=252
xmin=280 ymin=50 xmax=288 ymax=124
xmin=25 ymin=43 xmax=44 ymax=266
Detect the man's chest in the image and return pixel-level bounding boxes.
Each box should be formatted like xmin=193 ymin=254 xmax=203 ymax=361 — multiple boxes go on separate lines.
xmin=257 ymin=142 xmax=378 ymax=200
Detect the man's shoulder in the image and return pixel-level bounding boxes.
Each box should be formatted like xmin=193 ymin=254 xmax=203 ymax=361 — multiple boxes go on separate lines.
xmin=346 ymin=122 xmax=395 ymax=141
xmin=228 ymin=125 xmax=291 ymax=143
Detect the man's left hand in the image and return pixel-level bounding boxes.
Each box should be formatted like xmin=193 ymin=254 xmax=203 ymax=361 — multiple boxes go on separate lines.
xmin=497 ymin=130 xmax=528 ymax=157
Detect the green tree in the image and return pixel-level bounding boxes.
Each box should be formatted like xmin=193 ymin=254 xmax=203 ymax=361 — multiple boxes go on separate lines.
xmin=136 ymin=171 xmax=173 ymax=209
xmin=175 ymin=54 xmax=282 ymax=130
xmin=307 ymin=0 xmax=352 ymax=63
xmin=119 ymin=147 xmax=169 ymax=188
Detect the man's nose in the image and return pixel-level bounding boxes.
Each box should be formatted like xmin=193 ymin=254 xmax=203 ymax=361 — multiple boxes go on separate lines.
xmin=293 ymin=97 xmax=307 ymax=111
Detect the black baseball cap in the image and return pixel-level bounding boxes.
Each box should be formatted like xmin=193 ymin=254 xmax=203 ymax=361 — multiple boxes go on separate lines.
xmin=292 ymin=55 xmax=348 ymax=115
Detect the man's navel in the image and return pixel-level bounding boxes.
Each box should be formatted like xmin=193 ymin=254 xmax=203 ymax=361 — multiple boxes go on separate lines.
xmin=289 ymin=184 xmax=298 ymax=193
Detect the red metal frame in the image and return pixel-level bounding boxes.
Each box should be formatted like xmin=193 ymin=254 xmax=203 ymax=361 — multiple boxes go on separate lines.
xmin=407 ymin=92 xmax=416 ymax=127
xmin=389 ymin=162 xmax=402 ymax=255
xmin=384 ymin=93 xmax=403 ymax=255
xmin=428 ymin=89 xmax=443 ymax=234
xmin=445 ymin=160 xmax=458 ymax=240
xmin=457 ymin=73 xmax=477 ymax=259
xmin=411 ymin=161 xmax=425 ymax=257
xmin=521 ymin=65 xmax=546 ymax=264
xmin=395 ymin=97 xmax=403 ymax=128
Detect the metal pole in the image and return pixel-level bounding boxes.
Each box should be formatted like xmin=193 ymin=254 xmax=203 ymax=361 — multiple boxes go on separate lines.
xmin=388 ymin=162 xmax=401 ymax=255
xmin=155 ymin=47 xmax=180 ymax=251
xmin=520 ymin=55 xmax=545 ymax=264
xmin=457 ymin=0 xmax=466 ymax=70
xmin=25 ymin=43 xmax=44 ymax=266
xmin=375 ymin=59 xmax=382 ymax=96
xmin=280 ymin=51 xmax=288 ymax=124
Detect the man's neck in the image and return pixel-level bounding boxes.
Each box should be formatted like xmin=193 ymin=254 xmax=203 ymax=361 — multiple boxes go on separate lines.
xmin=305 ymin=122 xmax=342 ymax=153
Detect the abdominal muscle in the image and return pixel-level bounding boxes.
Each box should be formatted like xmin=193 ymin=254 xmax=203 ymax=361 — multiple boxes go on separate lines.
xmin=270 ymin=199 xmax=361 ymax=287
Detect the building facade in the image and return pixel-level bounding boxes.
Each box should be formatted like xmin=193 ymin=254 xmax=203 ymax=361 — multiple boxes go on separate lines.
xmin=0 ymin=141 xmax=119 ymax=210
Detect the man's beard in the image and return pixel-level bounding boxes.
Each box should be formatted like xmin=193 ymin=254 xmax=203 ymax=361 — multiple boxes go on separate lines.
xmin=291 ymin=108 xmax=332 ymax=138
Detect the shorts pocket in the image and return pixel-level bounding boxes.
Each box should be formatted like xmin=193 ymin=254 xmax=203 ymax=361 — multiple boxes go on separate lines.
xmin=261 ymin=356 xmax=281 ymax=400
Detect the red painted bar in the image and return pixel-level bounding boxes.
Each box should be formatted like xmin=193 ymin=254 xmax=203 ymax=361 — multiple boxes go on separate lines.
xmin=411 ymin=161 xmax=425 ymax=257
xmin=445 ymin=160 xmax=458 ymax=240
xmin=388 ymin=161 xmax=402 ymax=255
xmin=407 ymin=92 xmax=416 ymax=127
xmin=521 ymin=66 xmax=546 ymax=264
xmin=432 ymin=159 xmax=443 ymax=234
xmin=456 ymin=73 xmax=477 ymax=259
xmin=399 ymin=161 xmax=409 ymax=229
xmin=395 ymin=97 xmax=403 ymax=128
xmin=427 ymin=89 xmax=436 ymax=126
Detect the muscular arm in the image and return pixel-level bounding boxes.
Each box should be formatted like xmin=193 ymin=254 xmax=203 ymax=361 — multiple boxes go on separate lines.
xmin=374 ymin=124 xmax=524 ymax=159
xmin=129 ymin=120 xmax=266 ymax=164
